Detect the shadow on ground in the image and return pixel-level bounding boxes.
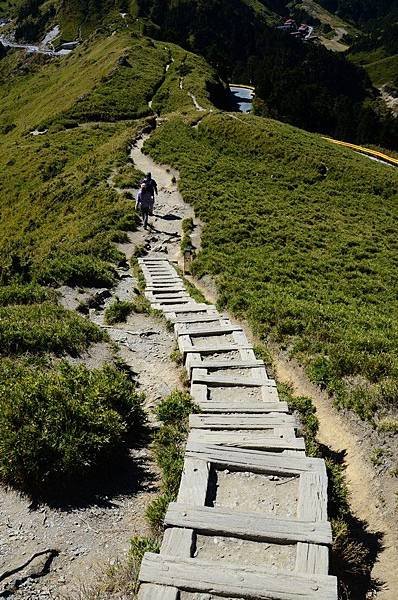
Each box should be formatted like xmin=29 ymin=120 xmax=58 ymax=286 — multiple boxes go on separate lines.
xmin=321 ymin=444 xmax=384 ymax=599
xmin=28 ymin=429 xmax=156 ymax=511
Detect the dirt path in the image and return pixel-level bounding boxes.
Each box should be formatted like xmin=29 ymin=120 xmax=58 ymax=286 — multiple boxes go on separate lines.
xmin=128 ymin=124 xmax=398 ymax=598
xmin=0 ymin=134 xmax=194 ymax=598
xmin=273 ymin=355 xmax=398 ymax=600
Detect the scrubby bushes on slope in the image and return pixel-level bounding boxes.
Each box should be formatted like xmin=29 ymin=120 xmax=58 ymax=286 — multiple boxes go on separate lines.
xmin=0 ymin=361 xmax=144 ymax=497
xmin=0 ymin=303 xmax=103 ymax=355
xmin=144 ymin=113 xmax=398 ymax=422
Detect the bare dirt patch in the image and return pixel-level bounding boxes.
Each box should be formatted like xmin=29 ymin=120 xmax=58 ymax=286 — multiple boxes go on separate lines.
xmin=211 ymin=469 xmax=299 ymax=519
xmin=192 ymin=334 xmax=234 ymax=348
xmin=208 ymin=386 xmax=262 ymax=402
xmin=195 ymin=534 xmax=295 ymax=570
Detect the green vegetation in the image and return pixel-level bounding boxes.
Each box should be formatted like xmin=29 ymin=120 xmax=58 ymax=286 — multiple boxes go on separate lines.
xmin=0 ymin=361 xmax=144 ymax=497
xmin=146 ymin=390 xmax=192 ymax=532
xmin=0 ymin=302 xmax=103 ymax=355
xmin=0 ymin=283 xmax=56 ymax=305
xmin=180 ymin=216 xmax=194 ymax=253
xmin=138 ymin=0 xmax=398 ymax=148
xmin=155 ymin=388 xmax=197 ymax=423
xmin=363 ymin=54 xmax=398 ymax=86
xmin=105 ymin=299 xmax=134 ymax=324
xmin=0 ymin=30 xmax=217 ymax=499
xmin=145 ymin=113 xmax=398 ymax=423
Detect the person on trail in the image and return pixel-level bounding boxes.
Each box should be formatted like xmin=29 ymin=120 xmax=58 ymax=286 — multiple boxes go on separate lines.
xmin=141 ymin=172 xmax=158 ymax=215
xmin=136 ymin=182 xmax=153 ymax=230
xmin=318 ymin=162 xmax=329 ymax=178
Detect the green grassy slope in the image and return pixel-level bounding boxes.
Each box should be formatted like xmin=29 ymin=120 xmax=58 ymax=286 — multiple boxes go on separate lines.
xmin=359 ymin=53 xmax=398 ymax=86
xmin=0 ymin=27 xmax=223 ymax=496
xmin=0 ymin=31 xmax=222 ymax=283
xmin=145 ymin=112 xmax=398 ymax=422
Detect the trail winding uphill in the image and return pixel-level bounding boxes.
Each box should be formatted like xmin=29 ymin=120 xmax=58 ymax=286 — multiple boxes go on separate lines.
xmin=125 ymin=118 xmax=398 ymax=600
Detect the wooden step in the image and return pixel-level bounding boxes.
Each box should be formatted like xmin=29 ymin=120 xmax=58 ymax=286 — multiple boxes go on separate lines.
xmin=194 ymin=400 xmax=289 ymax=413
xmin=160 ymin=304 xmax=216 ymax=313
xmin=191 ymin=372 xmax=275 ymax=387
xmin=189 ymin=413 xmax=297 ymax=429
xmin=188 ymin=430 xmax=305 ymax=451
xmin=175 ymin=324 xmax=243 ymax=336
xmin=139 ymin=553 xmax=338 ymax=599
xmin=186 ymin=442 xmax=327 ymax=475
xmin=164 ymin=502 xmax=332 ymax=545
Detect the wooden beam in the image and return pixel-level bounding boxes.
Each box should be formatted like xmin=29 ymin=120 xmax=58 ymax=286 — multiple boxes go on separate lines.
xmin=177 ymin=458 xmax=209 ymax=505
xmin=139 ymin=553 xmax=338 ymax=599
xmin=189 ymin=413 xmax=297 ymax=429
xmin=138 ymin=584 xmax=178 ymax=600
xmin=191 ymin=372 xmax=276 ymax=387
xmin=164 ymin=503 xmax=333 ymax=545
xmin=188 ymin=430 xmax=305 ymax=451
xmin=194 ymin=400 xmax=289 ymax=413
xmin=186 ymin=443 xmax=327 ymax=475
xmin=296 ymin=472 xmax=330 ymax=575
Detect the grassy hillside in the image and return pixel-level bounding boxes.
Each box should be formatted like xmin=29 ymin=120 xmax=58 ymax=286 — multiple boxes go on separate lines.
xmin=145 ymin=112 xmax=398 ymax=424
xmin=0 ymin=28 xmax=221 ymax=497
xmin=0 ymin=31 xmax=222 ymax=283
xmin=351 ymin=50 xmax=398 ymax=86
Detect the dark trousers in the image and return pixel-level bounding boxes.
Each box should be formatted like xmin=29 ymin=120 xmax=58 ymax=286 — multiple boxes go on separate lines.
xmin=141 ymin=206 xmax=150 ymax=228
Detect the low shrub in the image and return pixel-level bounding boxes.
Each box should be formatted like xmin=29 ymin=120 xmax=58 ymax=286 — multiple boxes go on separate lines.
xmin=129 ymin=536 xmax=160 ymax=591
xmin=146 ymin=389 xmax=195 ymax=532
xmin=131 ymin=257 xmax=146 ymax=291
xmin=145 ymin=493 xmax=173 ymax=533
xmin=0 ymin=362 xmax=145 ymax=497
xmin=37 ymin=254 xmax=117 ymax=288
xmin=155 ymin=389 xmax=197 ymax=424
xmin=376 ymin=417 xmax=398 ymax=434
xmin=105 ymin=299 xmax=134 ymax=324
xmin=0 ymin=303 xmax=103 ymax=356
xmin=0 ymin=283 xmax=56 ymax=306
xmin=131 ymin=295 xmax=151 ymax=314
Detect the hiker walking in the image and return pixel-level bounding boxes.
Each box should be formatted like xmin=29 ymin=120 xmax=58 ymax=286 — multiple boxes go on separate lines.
xmin=136 ymin=182 xmax=153 ymax=230
xmin=141 ymin=172 xmax=158 ymax=214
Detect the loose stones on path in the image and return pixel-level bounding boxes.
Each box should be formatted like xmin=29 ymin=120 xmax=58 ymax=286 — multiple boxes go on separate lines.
xmin=137 ymin=256 xmax=337 ymax=600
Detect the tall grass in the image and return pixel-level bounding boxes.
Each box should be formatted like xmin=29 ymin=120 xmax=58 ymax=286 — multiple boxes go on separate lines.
xmin=144 ymin=113 xmax=398 ymax=421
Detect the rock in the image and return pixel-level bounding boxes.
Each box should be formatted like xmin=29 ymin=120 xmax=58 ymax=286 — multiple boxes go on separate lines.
xmin=95 ymin=288 xmax=112 ymax=302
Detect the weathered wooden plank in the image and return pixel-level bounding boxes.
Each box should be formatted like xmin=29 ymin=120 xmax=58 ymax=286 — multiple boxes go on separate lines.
xmin=188 ymin=358 xmax=264 ymax=370
xmin=298 ymin=472 xmax=328 ymax=522
xmin=195 ymin=400 xmax=289 ymax=413
xmin=138 ymin=583 xmax=178 ymax=600
xmin=188 ymin=430 xmax=305 ymax=451
xmin=165 ymin=503 xmax=332 ymax=545
xmin=296 ymin=472 xmax=329 ymax=575
xmin=189 ymin=413 xmax=297 ymax=429
xmin=151 ymin=297 xmax=191 ymax=305
xmin=139 ymin=553 xmax=338 ymax=600
xmin=176 ymin=324 xmax=243 ymax=337
xmin=191 ymin=372 xmax=276 ymax=387
xmin=145 ymin=279 xmax=180 ymax=284
xmin=186 ymin=442 xmax=327 ymax=475
xmin=190 ymin=382 xmax=208 ymax=404
xmin=177 ymin=458 xmax=209 ymax=505
xmin=161 ymin=304 xmax=215 ymax=313
xmin=160 ymin=527 xmax=194 ymax=557
xmin=170 ymin=312 xmax=221 ymax=325
xmin=181 ymin=342 xmax=253 ymax=354
xmin=296 ymin=543 xmax=329 ymax=576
